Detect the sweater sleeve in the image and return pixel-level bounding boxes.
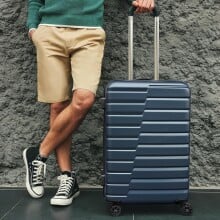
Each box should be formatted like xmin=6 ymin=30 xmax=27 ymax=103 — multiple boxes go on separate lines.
xmin=27 ymin=0 xmax=44 ymax=30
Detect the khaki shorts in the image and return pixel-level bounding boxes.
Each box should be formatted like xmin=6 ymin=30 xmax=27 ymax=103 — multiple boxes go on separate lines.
xmin=32 ymin=25 xmax=105 ymax=103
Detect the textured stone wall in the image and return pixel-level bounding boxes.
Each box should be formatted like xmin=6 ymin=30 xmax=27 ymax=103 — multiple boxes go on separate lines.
xmin=0 ymin=0 xmax=219 ymax=187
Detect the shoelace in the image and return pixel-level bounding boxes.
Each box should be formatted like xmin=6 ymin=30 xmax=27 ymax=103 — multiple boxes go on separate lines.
xmin=32 ymin=160 xmax=46 ymax=186
xmin=56 ymin=175 xmax=74 ymax=196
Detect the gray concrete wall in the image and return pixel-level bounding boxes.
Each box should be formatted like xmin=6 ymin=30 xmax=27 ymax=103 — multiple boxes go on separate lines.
xmin=0 ymin=0 xmax=219 ymax=187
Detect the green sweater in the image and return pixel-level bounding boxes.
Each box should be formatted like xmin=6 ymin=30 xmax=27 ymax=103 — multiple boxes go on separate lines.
xmin=27 ymin=0 xmax=133 ymax=29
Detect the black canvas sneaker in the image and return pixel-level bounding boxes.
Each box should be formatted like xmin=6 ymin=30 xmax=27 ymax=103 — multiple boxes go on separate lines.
xmin=23 ymin=147 xmax=46 ymax=198
xmin=50 ymin=172 xmax=80 ymax=206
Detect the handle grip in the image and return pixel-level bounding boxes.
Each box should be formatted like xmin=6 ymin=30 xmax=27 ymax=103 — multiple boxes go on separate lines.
xmin=128 ymin=5 xmax=160 ymax=17
xmin=152 ymin=6 xmax=160 ymax=17
xmin=128 ymin=6 xmax=136 ymax=16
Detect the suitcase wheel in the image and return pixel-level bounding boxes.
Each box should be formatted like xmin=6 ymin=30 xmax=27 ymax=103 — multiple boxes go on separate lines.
xmin=109 ymin=203 xmax=122 ymax=217
xmin=180 ymin=201 xmax=193 ymax=216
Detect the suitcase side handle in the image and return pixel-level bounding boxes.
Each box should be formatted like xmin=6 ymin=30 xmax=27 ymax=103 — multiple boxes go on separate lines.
xmin=128 ymin=3 xmax=160 ymax=80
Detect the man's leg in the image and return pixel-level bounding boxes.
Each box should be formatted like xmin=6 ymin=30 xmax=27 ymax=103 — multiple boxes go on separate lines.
xmin=39 ymin=89 xmax=95 ymax=158
xmin=22 ymin=100 xmax=72 ymax=199
xmin=49 ymin=100 xmax=81 ymax=206
xmin=50 ymin=101 xmax=72 ymax=172
xmin=47 ymin=89 xmax=94 ymax=206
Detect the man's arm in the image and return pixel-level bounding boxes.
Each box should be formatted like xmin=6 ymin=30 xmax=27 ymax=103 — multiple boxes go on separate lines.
xmin=127 ymin=0 xmax=155 ymax=13
xmin=27 ymin=0 xmax=44 ymax=39
xmin=27 ymin=0 xmax=44 ymax=29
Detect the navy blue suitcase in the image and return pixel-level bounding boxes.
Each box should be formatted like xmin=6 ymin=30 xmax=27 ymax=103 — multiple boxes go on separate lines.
xmin=103 ymin=7 xmax=192 ymax=216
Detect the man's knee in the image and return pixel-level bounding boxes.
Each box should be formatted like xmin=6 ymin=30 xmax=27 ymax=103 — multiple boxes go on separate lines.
xmin=50 ymin=100 xmax=70 ymax=115
xmin=71 ymin=89 xmax=95 ymax=112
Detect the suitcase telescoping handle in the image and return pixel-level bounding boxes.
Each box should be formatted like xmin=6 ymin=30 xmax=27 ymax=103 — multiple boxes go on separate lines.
xmin=128 ymin=4 xmax=160 ymax=80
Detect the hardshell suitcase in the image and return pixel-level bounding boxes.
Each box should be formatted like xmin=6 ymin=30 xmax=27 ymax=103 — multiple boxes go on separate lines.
xmin=103 ymin=6 xmax=192 ymax=216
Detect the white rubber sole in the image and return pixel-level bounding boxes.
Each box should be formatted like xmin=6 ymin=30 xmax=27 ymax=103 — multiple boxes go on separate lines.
xmin=23 ymin=148 xmax=44 ymax=199
xmin=50 ymin=191 xmax=80 ymax=206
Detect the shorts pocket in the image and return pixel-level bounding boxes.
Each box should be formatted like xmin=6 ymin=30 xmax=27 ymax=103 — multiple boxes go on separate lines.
xmin=85 ymin=28 xmax=106 ymax=41
xmin=32 ymin=26 xmax=48 ymax=44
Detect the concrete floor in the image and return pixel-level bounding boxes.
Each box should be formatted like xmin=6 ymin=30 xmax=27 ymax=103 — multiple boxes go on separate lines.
xmin=0 ymin=188 xmax=219 ymax=220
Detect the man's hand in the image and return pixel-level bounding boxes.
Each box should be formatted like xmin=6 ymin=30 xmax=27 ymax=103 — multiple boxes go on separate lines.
xmin=28 ymin=28 xmax=36 ymax=40
xmin=132 ymin=0 xmax=155 ymax=13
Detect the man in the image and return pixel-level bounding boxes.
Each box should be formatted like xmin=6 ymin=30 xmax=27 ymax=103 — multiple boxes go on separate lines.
xmin=23 ymin=0 xmax=155 ymax=206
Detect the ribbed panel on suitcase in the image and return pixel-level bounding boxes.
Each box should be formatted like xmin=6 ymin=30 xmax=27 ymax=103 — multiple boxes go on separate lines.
xmin=104 ymin=80 xmax=191 ymax=203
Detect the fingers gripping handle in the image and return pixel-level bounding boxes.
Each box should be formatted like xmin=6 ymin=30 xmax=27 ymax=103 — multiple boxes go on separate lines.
xmin=128 ymin=5 xmax=160 ymax=80
xmin=128 ymin=5 xmax=160 ymax=17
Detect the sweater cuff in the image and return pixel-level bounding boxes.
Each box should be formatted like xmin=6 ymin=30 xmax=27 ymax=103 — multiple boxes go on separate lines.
xmin=27 ymin=23 xmax=38 ymax=30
